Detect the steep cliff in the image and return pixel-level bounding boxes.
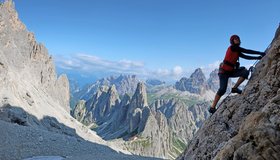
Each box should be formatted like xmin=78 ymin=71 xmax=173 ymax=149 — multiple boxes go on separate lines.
xmin=0 ymin=1 xmax=70 ymax=113
xmin=177 ymin=26 xmax=280 ymax=160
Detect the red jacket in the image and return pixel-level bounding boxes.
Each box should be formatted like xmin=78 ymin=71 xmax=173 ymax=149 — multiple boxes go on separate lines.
xmin=222 ymin=46 xmax=239 ymax=71
xmin=220 ymin=45 xmax=263 ymax=73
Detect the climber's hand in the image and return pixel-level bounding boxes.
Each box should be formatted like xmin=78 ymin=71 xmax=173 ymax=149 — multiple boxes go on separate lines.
xmin=257 ymin=56 xmax=263 ymax=60
xmin=260 ymin=52 xmax=266 ymax=57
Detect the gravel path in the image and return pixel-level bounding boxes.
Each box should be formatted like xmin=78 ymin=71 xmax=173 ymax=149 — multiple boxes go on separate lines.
xmin=0 ymin=121 xmax=162 ymax=160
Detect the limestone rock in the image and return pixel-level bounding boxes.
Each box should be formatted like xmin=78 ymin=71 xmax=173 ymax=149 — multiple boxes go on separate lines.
xmin=95 ymin=82 xmax=150 ymax=140
xmin=0 ymin=0 xmax=70 ymax=113
xmin=82 ymin=85 xmax=120 ymax=125
xmin=177 ymin=25 xmax=280 ymax=160
xmin=71 ymin=100 xmax=86 ymax=122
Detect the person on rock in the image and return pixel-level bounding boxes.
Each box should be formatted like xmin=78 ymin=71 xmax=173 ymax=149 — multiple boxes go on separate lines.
xmin=209 ymin=35 xmax=265 ymax=114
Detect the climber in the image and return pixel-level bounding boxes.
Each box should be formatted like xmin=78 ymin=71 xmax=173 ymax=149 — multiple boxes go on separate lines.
xmin=209 ymin=35 xmax=265 ymax=114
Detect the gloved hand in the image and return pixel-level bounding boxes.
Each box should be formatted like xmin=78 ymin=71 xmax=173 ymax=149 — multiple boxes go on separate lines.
xmin=260 ymin=52 xmax=266 ymax=57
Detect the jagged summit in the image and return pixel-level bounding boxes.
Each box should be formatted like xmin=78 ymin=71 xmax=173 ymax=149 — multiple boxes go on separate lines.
xmin=130 ymin=82 xmax=149 ymax=109
xmin=71 ymin=74 xmax=140 ymax=109
xmin=177 ymin=25 xmax=280 ymax=160
xmin=190 ymin=68 xmax=206 ymax=83
xmin=175 ymin=68 xmax=209 ymax=94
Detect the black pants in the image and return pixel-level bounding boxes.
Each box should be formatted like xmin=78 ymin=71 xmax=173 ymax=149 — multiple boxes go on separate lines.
xmin=217 ymin=67 xmax=249 ymax=96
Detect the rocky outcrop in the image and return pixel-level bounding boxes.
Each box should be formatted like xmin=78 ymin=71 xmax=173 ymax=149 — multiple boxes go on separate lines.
xmin=80 ymin=82 xmax=150 ymax=140
xmin=77 ymin=85 xmax=121 ymax=125
xmin=127 ymin=111 xmax=170 ymax=159
xmin=177 ymin=26 xmax=280 ymax=160
xmin=74 ymin=74 xmax=140 ymax=102
xmin=0 ymin=0 xmax=70 ymax=113
xmin=121 ymin=96 xmax=209 ymax=159
xmin=175 ymin=68 xmax=208 ymax=94
xmin=71 ymin=100 xmax=86 ymax=122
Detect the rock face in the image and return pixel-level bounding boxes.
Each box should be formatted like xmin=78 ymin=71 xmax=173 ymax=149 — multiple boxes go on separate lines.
xmin=74 ymin=82 xmax=150 ymax=140
xmin=175 ymin=68 xmax=209 ymax=94
xmin=177 ymin=26 xmax=280 ymax=160
xmin=0 ymin=1 xmax=70 ymax=112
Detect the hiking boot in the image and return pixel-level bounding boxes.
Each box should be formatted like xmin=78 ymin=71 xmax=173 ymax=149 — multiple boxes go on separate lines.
xmin=231 ymin=87 xmax=242 ymax=94
xmin=208 ymin=107 xmax=217 ymax=114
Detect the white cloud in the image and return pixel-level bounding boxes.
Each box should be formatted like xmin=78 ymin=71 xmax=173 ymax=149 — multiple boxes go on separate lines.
xmin=54 ymin=53 xmax=150 ymax=78
xmin=155 ymin=68 xmax=170 ymax=76
xmin=55 ymin=53 xmax=221 ymax=82
xmin=172 ymin=66 xmax=183 ymax=76
xmin=200 ymin=60 xmax=221 ymax=78
xmin=55 ymin=53 xmax=146 ymax=74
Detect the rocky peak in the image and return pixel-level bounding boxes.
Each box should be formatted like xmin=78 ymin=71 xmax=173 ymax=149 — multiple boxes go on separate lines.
xmin=0 ymin=0 xmax=70 ymax=113
xmin=0 ymin=1 xmax=26 ymax=32
xmin=90 ymin=85 xmax=120 ymax=124
xmin=107 ymin=84 xmax=120 ymax=107
xmin=82 ymin=82 xmax=150 ymax=141
xmin=190 ymin=68 xmax=206 ymax=85
xmin=73 ymin=74 xmax=140 ymax=105
xmin=130 ymin=82 xmax=148 ymax=109
xmin=175 ymin=68 xmax=208 ymax=94
xmin=114 ymin=74 xmax=139 ymax=95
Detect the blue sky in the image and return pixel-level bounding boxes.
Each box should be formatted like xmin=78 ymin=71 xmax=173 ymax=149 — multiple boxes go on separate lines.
xmin=13 ymin=0 xmax=280 ymax=84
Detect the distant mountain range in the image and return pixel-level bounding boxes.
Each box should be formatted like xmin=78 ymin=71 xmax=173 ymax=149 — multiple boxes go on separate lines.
xmin=64 ymin=53 xmax=244 ymax=158
xmin=72 ymin=82 xmax=210 ymax=159
xmin=69 ymin=66 xmax=238 ymax=158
